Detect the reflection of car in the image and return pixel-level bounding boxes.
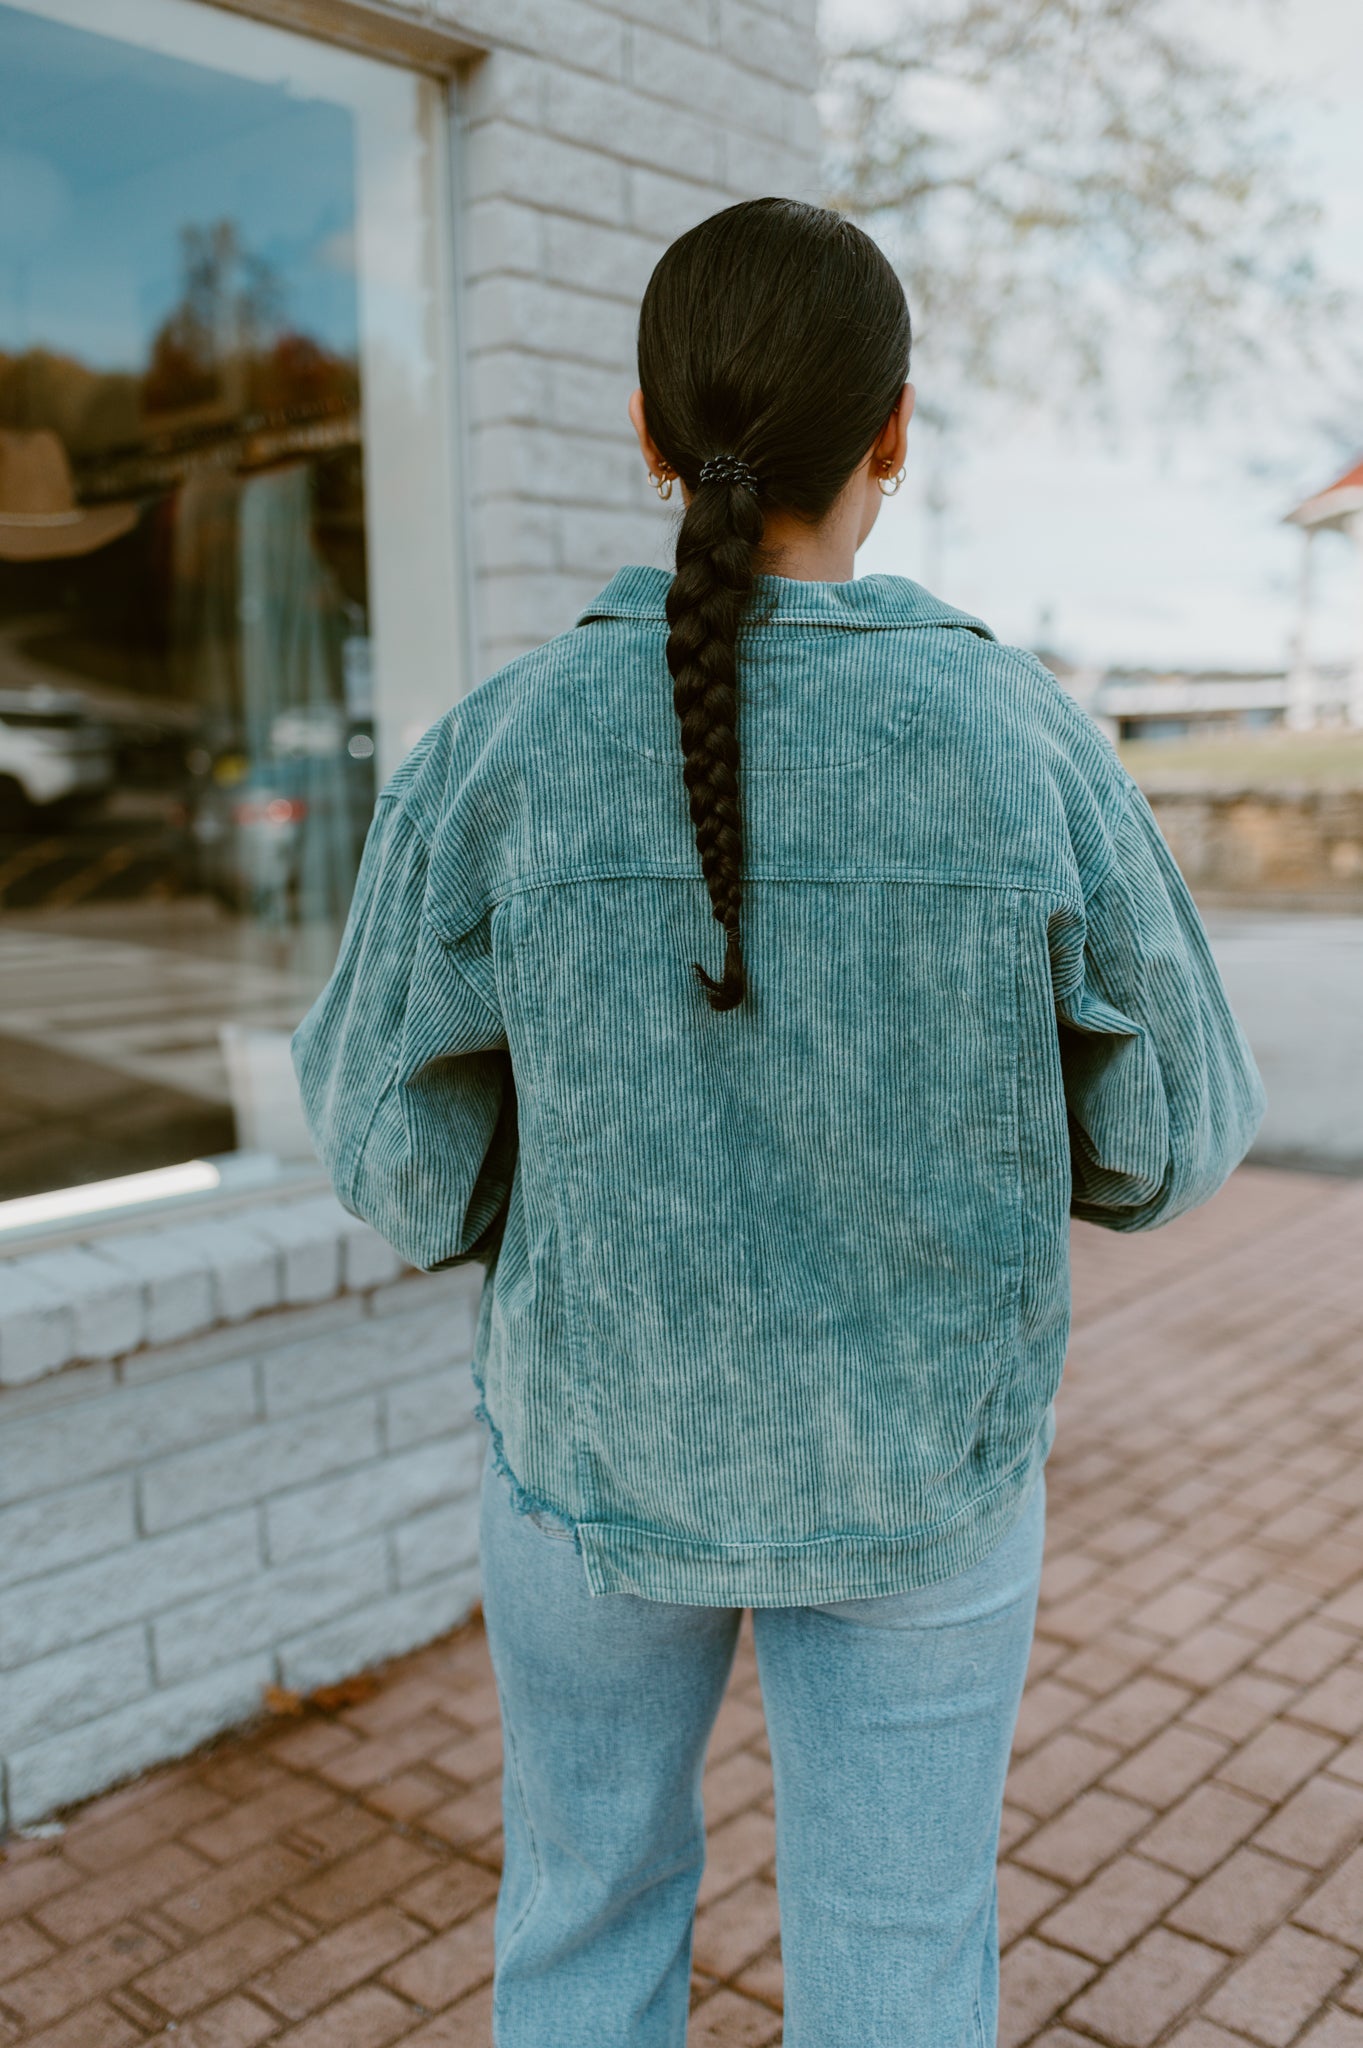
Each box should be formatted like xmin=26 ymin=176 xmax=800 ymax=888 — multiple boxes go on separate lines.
xmin=192 ymin=758 xmax=308 ymax=914
xmin=0 ymin=687 xmax=115 ymax=823
xmin=189 ymin=712 xmax=375 ymax=915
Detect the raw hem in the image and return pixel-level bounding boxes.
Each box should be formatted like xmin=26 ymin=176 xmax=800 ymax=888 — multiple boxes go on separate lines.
xmin=471 ymin=1359 xmax=585 ymax=1555
xmin=575 ymin=1439 xmax=1050 ymax=1607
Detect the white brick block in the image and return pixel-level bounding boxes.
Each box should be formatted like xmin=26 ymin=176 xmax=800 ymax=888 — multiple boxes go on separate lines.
xmin=719 ymin=0 xmax=814 ymax=88
xmin=464 ymin=196 xmax=543 ymax=282
xmin=459 ymin=43 xmax=546 ymax=126
xmin=475 ymin=566 xmax=607 ymax=645
xmin=0 ymin=1477 xmax=135 ymax=1591
xmin=548 ymin=357 xmax=638 ymax=438
xmin=0 ymin=1356 xmax=114 ymax=1421
xmin=439 ymin=0 xmax=627 ymax=77
xmin=0 ymin=1626 xmax=149 ymax=1751
xmin=140 ymin=1398 xmax=380 ymax=1533
xmin=539 ymin=215 xmax=662 ymax=302
xmin=481 ymin=633 xmax=546 ymax=675
xmin=543 ymin=68 xmax=722 ymax=182
xmin=366 ymin=1267 xmax=479 ymax=1337
xmin=464 ymin=347 xmax=547 ymax=431
xmin=266 ymin=1437 xmax=472 ymax=1563
xmin=722 ymin=124 xmax=809 ymax=198
xmin=153 ymin=1534 xmax=389 ymax=1684
xmin=0 ymin=1362 xmax=256 ymax=1504
xmin=631 ymin=27 xmax=790 ymax=142
xmin=562 ymin=503 xmax=670 ymax=579
xmin=119 ymin=1295 xmax=362 ymax=1387
xmin=262 ymin=1298 xmax=470 ymax=1416
xmin=625 ymin=163 xmax=731 ymax=240
xmin=204 ymin=1221 xmax=282 ymax=1323
xmin=385 ymin=1370 xmax=480 ymax=1452
xmin=91 ymin=1229 xmax=213 ymax=1348
xmin=6 ymin=1653 xmax=273 ymax=1828
xmin=0 ymin=1508 xmax=260 ymax=1664
xmin=465 ymin=121 xmax=629 ymax=227
xmin=0 ymin=1262 xmax=75 ymax=1386
xmin=393 ymin=1496 xmax=481 ymax=1590
xmin=276 ymin=1567 xmax=480 ymax=1695
xmin=337 ymin=1216 xmax=405 ymax=1293
xmin=471 ymin=497 xmax=562 ymax=579
xmin=603 ymin=0 xmax=716 ymax=48
xmin=247 ymin=1196 xmax=346 ymax=1304
xmin=18 ymin=1247 xmax=142 ymax=1364
xmin=468 ymin=275 xmax=637 ymax=370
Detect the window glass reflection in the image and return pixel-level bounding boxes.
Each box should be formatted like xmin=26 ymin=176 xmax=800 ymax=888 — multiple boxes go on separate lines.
xmin=0 ymin=2 xmax=378 ymax=1200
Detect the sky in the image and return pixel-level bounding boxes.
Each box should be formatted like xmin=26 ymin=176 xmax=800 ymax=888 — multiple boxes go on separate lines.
xmin=846 ymin=0 xmax=1363 ymax=673
xmin=0 ymin=3 xmax=360 ymax=374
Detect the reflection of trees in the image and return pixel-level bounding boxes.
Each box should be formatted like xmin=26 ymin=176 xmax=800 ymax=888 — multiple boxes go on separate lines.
xmin=144 ymin=220 xmax=285 ymax=418
xmin=0 ymin=347 xmax=139 ymax=456
xmin=0 ymin=216 xmax=359 ymax=470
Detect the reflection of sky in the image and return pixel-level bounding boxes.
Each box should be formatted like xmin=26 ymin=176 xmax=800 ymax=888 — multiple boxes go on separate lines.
xmin=842 ymin=0 xmax=1363 ymax=671
xmin=0 ymin=2 xmax=359 ymax=371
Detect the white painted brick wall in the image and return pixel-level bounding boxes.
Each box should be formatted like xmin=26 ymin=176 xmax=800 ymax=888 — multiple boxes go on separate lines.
xmin=0 ymin=1262 xmax=485 ymax=1830
xmin=437 ymin=0 xmax=822 ymax=677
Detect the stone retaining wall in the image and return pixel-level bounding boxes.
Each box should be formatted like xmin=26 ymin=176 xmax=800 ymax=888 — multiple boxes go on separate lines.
xmin=1145 ymin=785 xmax=1363 ymax=907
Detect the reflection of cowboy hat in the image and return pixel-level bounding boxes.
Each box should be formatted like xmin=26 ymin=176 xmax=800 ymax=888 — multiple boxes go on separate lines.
xmin=0 ymin=428 xmax=139 ymax=561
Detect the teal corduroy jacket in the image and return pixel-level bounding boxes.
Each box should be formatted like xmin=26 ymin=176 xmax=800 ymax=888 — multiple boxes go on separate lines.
xmin=291 ymin=565 xmax=1266 ymax=1604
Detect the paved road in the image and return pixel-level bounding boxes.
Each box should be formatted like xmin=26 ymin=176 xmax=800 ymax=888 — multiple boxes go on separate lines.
xmin=1205 ymin=911 xmax=1363 ymax=1174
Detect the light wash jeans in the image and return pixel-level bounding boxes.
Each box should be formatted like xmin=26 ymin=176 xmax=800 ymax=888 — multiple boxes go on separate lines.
xmin=478 ymin=1440 xmax=1046 ymax=2048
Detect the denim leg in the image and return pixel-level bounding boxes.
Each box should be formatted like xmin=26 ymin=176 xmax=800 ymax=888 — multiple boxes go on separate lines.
xmin=478 ymin=1444 xmax=742 ymax=2048
xmin=752 ymin=1472 xmax=1046 ymax=2048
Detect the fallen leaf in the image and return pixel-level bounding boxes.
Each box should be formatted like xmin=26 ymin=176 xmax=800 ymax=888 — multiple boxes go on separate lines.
xmin=309 ymin=1672 xmax=380 ymax=1712
xmin=263 ymin=1683 xmax=305 ymax=1717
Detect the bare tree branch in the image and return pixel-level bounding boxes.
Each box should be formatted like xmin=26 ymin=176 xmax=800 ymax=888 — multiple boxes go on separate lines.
xmin=822 ymin=0 xmax=1354 ymax=422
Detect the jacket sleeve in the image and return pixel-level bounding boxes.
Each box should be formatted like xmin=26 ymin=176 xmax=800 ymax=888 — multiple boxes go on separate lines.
xmin=1054 ymin=781 xmax=1266 ymax=1232
xmin=290 ymin=788 xmax=515 ymax=1272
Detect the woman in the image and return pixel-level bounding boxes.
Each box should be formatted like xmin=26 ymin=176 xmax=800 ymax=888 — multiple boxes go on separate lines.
xmin=293 ymin=197 xmax=1264 ymax=2047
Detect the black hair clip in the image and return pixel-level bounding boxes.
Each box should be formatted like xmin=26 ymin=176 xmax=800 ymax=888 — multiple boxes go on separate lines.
xmin=698 ymin=454 xmax=760 ymax=493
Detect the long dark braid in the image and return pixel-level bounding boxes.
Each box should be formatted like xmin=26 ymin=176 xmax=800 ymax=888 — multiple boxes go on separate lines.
xmin=665 ymin=471 xmax=763 ymax=1009
xmin=636 ymin=197 xmax=911 ymax=1012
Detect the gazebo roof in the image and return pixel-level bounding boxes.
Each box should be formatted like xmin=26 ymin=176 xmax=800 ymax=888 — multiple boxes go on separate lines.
xmin=1285 ymin=456 xmax=1363 ymax=532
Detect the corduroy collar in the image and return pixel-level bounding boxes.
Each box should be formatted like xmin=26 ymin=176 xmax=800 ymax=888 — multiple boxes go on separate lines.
xmin=576 ymin=563 xmax=996 ymax=639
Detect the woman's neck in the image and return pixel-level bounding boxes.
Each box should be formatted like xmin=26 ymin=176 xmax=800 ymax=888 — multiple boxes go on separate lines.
xmin=753 ymin=472 xmax=867 ymax=584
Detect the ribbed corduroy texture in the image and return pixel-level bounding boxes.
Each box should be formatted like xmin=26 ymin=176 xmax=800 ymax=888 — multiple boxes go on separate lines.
xmin=292 ymin=565 xmax=1266 ymax=1605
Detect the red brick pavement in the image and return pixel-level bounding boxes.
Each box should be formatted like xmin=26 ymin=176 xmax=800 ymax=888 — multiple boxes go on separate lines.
xmin=3 ymin=1164 xmax=1363 ymax=2046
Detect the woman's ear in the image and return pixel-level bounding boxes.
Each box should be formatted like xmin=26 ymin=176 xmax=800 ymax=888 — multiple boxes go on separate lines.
xmin=877 ymin=382 xmax=915 ymax=474
xmin=628 ymin=388 xmax=666 ymax=475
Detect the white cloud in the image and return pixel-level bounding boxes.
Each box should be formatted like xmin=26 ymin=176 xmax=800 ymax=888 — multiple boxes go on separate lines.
xmin=842 ymin=0 xmax=1363 ymax=668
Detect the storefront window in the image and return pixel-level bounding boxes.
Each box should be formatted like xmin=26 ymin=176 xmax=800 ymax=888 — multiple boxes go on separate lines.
xmin=0 ymin=0 xmax=463 ymax=1205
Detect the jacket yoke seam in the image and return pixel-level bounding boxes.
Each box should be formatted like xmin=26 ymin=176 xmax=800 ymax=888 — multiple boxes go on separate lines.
xmin=572 ymin=627 xmax=972 ymax=772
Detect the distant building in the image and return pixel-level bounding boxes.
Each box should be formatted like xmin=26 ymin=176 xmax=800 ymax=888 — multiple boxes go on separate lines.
xmin=1036 ymin=451 xmax=1363 ymax=743
xmin=1036 ymin=654 xmax=1354 ymax=744
xmin=1285 ymin=456 xmax=1363 ymax=730
xmin=1091 ymin=664 xmax=1352 ymax=743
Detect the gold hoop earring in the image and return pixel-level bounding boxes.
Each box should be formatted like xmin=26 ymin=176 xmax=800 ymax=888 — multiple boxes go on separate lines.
xmin=650 ymin=468 xmax=674 ymax=501
xmin=877 ymin=464 xmax=905 ymax=498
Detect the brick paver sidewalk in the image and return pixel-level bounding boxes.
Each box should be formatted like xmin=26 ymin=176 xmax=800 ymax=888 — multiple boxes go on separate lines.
xmin=3 ymin=1164 xmax=1363 ymax=2047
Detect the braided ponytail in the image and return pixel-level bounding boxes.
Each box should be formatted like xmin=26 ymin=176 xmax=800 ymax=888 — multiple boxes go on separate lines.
xmin=636 ymin=197 xmax=911 ymax=1013
xmin=665 ymin=468 xmax=763 ymax=1009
